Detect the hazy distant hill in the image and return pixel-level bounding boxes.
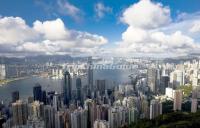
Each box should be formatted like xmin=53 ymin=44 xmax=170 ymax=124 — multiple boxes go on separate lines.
xmin=0 ymin=55 xmax=90 ymax=64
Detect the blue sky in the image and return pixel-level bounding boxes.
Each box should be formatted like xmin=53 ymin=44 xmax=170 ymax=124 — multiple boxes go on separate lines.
xmin=0 ymin=0 xmax=200 ymax=57
xmin=0 ymin=0 xmax=199 ymax=42
xmin=0 ymin=0 xmax=133 ymax=42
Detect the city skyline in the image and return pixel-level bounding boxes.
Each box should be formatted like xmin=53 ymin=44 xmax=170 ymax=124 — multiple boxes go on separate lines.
xmin=1 ymin=0 xmax=200 ymax=128
xmin=0 ymin=0 xmax=200 ymax=57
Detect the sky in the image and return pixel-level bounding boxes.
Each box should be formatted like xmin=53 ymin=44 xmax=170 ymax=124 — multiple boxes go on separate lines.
xmin=0 ymin=0 xmax=200 ymax=57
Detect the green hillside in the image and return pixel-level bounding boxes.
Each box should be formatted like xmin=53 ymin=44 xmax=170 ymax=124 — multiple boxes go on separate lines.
xmin=127 ymin=111 xmax=200 ymax=128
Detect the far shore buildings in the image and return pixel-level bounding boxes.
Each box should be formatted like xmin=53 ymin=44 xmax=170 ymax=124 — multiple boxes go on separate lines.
xmin=0 ymin=64 xmax=6 ymax=80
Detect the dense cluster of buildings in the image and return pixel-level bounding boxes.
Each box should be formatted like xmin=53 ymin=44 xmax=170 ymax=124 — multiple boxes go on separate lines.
xmin=1 ymin=58 xmax=200 ymax=128
xmin=0 ymin=64 xmax=6 ymax=80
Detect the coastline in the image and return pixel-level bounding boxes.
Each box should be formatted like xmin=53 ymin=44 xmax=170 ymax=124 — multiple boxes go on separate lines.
xmin=0 ymin=76 xmax=30 ymax=86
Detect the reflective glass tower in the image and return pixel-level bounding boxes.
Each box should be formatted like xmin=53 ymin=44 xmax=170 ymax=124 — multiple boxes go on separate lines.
xmin=33 ymin=84 xmax=42 ymax=102
xmin=62 ymin=71 xmax=71 ymax=105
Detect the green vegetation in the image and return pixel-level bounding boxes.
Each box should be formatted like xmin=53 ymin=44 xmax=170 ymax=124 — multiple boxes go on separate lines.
xmin=127 ymin=111 xmax=200 ymax=128
xmin=178 ymin=84 xmax=192 ymax=97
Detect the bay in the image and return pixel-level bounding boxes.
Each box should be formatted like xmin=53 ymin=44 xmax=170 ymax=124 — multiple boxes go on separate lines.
xmin=0 ymin=69 xmax=133 ymax=104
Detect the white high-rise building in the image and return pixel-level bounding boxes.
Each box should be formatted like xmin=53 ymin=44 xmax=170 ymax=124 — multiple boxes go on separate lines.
xmin=165 ymin=87 xmax=173 ymax=98
xmin=192 ymin=69 xmax=200 ymax=87
xmin=170 ymin=70 xmax=185 ymax=88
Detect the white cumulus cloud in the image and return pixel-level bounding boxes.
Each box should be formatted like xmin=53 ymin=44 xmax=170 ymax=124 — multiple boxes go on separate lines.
xmin=0 ymin=17 xmax=39 ymax=45
xmin=33 ymin=19 xmax=70 ymax=40
xmin=116 ymin=0 xmax=200 ymax=57
xmin=121 ymin=0 xmax=171 ymax=29
xmin=0 ymin=17 xmax=108 ymax=56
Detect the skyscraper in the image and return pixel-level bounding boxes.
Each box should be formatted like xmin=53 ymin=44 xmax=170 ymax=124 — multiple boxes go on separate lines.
xmin=173 ymin=90 xmax=183 ymax=111
xmin=97 ymin=104 xmax=109 ymax=121
xmin=141 ymin=98 xmax=149 ymax=119
xmin=191 ymin=98 xmax=197 ymax=113
xmin=147 ymin=68 xmax=157 ymax=93
xmin=76 ymin=78 xmax=82 ymax=103
xmin=108 ymin=106 xmax=128 ymax=128
xmin=33 ymin=84 xmax=42 ymax=102
xmin=55 ymin=111 xmax=65 ymax=128
xmin=44 ymin=105 xmax=55 ymax=128
xmin=12 ymin=91 xmax=19 ymax=103
xmin=53 ymin=93 xmax=61 ymax=111
xmin=84 ymin=99 xmax=97 ymax=128
xmin=62 ymin=71 xmax=72 ymax=105
xmin=108 ymin=107 xmax=119 ymax=128
xmin=12 ymin=100 xmax=28 ymax=126
xmin=87 ymin=57 xmax=93 ymax=92
xmin=63 ymin=109 xmax=71 ymax=128
xmin=42 ymin=90 xmax=47 ymax=105
xmin=71 ymin=108 xmax=88 ymax=128
xmin=160 ymin=76 xmax=170 ymax=94
xmin=128 ymin=107 xmax=138 ymax=124
xmin=170 ymin=70 xmax=185 ymax=88
xmin=192 ymin=69 xmax=200 ymax=87
xmin=95 ymin=80 xmax=106 ymax=95
xmin=150 ymin=99 xmax=162 ymax=119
